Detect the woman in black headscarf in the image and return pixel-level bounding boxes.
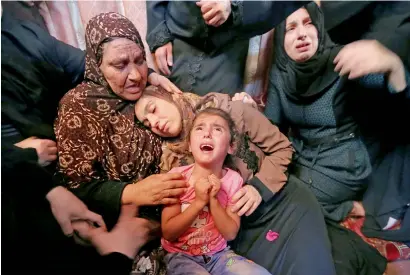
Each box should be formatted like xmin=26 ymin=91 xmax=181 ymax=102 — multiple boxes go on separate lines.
xmin=265 ymin=1 xmax=409 ymax=223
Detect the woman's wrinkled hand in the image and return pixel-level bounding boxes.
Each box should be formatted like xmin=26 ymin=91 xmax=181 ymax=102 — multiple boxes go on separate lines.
xmin=334 ymin=40 xmax=406 ymax=91
xmin=148 ymin=72 xmax=182 ymax=94
xmin=46 ymin=186 xmax=106 ymax=236
xmin=123 ymin=173 xmax=188 ymax=206
xmin=154 ymin=42 xmax=173 ymax=76
xmin=15 ymin=136 xmax=57 ymax=167
xmin=232 ymin=92 xmax=258 ymax=108
xmin=196 ymin=0 xmax=231 ymax=27
xmin=72 ymin=204 xmax=160 ymax=259
xmin=230 ymin=185 xmax=262 ymax=216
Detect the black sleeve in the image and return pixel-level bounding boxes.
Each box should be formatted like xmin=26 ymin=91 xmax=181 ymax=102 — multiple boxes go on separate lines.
xmin=51 ymin=37 xmax=86 ymax=87
xmin=146 ymin=1 xmax=174 ymax=52
xmin=210 ymin=1 xmax=305 ymax=49
xmin=363 ymin=2 xmax=410 ymax=68
xmin=101 ymin=252 xmax=133 ymax=275
xmin=66 ymin=178 xmax=128 ymax=229
xmin=264 ymin=69 xmax=289 ymax=134
xmin=1 ymin=143 xmax=56 ymax=197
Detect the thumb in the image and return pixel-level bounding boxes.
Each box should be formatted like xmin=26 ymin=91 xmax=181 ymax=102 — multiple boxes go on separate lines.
xmin=166 ymin=45 xmax=173 ymax=66
xmin=59 ymin=218 xmax=74 ymax=236
xmin=118 ymin=204 xmax=138 ymax=222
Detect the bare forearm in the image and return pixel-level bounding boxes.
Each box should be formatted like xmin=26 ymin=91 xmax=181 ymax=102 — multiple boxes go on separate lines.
xmin=162 ymin=201 xmax=205 ymax=242
xmin=209 ymin=198 xmax=239 ymax=241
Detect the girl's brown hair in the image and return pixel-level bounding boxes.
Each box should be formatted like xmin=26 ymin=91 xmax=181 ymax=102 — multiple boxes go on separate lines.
xmin=188 ymin=107 xmax=238 ymax=170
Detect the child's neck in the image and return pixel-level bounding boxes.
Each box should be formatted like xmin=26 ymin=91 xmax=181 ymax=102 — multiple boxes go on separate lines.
xmin=191 ymin=163 xmax=223 ymax=180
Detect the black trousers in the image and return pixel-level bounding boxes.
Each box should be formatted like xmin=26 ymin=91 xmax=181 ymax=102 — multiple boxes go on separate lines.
xmin=231 ymin=175 xmax=336 ymax=275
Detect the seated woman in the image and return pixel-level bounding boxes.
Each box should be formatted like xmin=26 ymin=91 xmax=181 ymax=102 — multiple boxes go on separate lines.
xmin=135 ymin=86 xmax=337 ymax=274
xmin=264 ymin=3 xmax=409 ymax=223
xmin=55 ymin=12 xmax=188 ymax=246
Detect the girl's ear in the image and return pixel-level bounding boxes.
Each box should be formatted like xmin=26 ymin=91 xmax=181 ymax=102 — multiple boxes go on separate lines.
xmin=227 ymin=140 xmax=236 ymax=155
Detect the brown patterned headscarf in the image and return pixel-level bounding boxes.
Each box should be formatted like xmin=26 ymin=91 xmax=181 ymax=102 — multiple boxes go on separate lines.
xmin=55 ymin=12 xmax=161 ymax=188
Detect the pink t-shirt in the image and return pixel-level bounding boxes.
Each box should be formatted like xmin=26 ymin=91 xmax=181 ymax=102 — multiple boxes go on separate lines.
xmin=161 ymin=164 xmax=243 ymax=256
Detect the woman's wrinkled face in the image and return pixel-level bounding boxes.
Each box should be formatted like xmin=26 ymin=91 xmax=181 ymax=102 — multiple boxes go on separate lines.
xmin=99 ymin=38 xmax=148 ymax=101
xmin=284 ymin=8 xmax=318 ymax=62
xmin=135 ymin=95 xmax=182 ymax=138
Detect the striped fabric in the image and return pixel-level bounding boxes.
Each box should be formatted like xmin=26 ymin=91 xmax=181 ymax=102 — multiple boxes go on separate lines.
xmin=1 ymin=124 xmax=20 ymax=138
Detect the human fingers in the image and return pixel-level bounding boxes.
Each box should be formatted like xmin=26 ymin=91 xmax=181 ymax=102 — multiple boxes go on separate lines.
xmin=336 ymin=55 xmax=358 ymax=76
xmin=203 ymin=7 xmax=218 ymax=21
xmin=43 ymin=139 xmax=57 ymax=147
xmin=45 ymin=150 xmax=58 ymax=161
xmin=163 ymin=179 xmax=188 ymax=190
xmin=47 ymin=146 xmax=58 ymax=155
xmin=245 ymin=200 xmax=259 ymax=217
xmin=168 ymin=82 xmax=183 ymax=94
xmin=230 ymin=188 xmax=246 ymax=205
xmin=160 ymin=172 xmax=185 ymax=181
xmin=160 ymin=188 xmax=187 ymax=200
xmin=59 ymin=217 xmax=74 ymax=236
xmin=83 ymin=210 xmax=107 ymax=230
xmin=215 ymin=18 xmax=225 ymax=27
xmin=72 ymin=220 xmax=94 ymax=240
xmin=158 ymin=76 xmax=172 ymax=93
xmin=237 ymin=199 xmax=254 ymax=217
xmin=231 ymin=194 xmax=248 ymax=214
xmin=208 ymin=174 xmax=219 ymax=185
xmin=155 ymin=49 xmax=170 ymax=75
xmin=166 ymin=44 xmax=173 ymax=67
xmin=197 ymin=1 xmax=213 ymax=14
xmin=159 ymin=198 xmax=180 ymax=205
xmin=207 ymin=14 xmax=222 ymax=26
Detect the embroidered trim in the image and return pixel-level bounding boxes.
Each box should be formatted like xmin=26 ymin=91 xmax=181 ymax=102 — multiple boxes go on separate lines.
xmin=186 ymin=52 xmax=205 ymax=92
xmin=231 ymin=1 xmax=244 ymax=26
xmin=235 ymin=134 xmax=259 ymax=174
xmin=147 ymin=21 xmax=174 ymax=52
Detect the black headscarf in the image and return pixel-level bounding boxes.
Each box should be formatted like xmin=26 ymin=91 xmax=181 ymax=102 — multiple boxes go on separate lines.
xmin=273 ymin=2 xmax=343 ymax=101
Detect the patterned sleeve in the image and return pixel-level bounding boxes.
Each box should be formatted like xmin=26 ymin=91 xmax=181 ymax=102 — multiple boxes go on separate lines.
xmin=55 ymin=92 xmax=105 ymax=187
xmin=55 ymin=92 xmax=127 ymax=227
xmin=357 ymin=69 xmax=410 ymax=95
xmin=146 ymin=1 xmax=174 ymax=53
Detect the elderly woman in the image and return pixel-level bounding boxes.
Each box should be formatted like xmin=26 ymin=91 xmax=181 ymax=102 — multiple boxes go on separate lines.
xmin=134 ymin=86 xmax=337 ymax=274
xmin=55 ymin=12 xmax=188 ymax=235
